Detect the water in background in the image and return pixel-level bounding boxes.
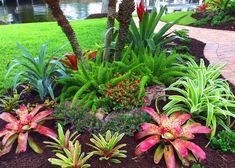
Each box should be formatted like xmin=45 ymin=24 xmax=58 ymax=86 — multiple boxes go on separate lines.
xmin=0 ymin=0 xmax=102 ymax=23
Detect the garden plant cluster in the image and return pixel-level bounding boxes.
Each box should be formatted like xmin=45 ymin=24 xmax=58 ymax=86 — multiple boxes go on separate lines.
xmin=0 ymin=0 xmax=234 ymax=168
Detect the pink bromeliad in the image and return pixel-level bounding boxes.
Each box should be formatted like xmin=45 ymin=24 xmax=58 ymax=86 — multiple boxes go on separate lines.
xmin=135 ymin=107 xmax=211 ymax=168
xmin=0 ymin=104 xmax=57 ymax=156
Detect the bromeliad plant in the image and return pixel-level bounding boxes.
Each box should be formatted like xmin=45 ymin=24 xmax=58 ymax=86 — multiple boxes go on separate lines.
xmin=0 ymin=90 xmax=22 ymax=112
xmin=87 ymin=130 xmax=127 ymax=163
xmin=6 ymin=43 xmax=67 ymax=100
xmin=0 ymin=104 xmax=57 ymax=156
xmin=48 ymin=140 xmax=93 ymax=168
xmin=163 ymin=59 xmax=235 ymax=138
xmin=44 ymin=123 xmax=79 ymax=153
xmin=135 ymin=107 xmax=211 ymax=167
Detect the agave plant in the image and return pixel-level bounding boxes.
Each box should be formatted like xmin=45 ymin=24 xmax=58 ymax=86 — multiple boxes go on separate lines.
xmin=48 ymin=140 xmax=93 ymax=168
xmin=87 ymin=130 xmax=127 ymax=163
xmin=0 ymin=104 xmax=57 ymax=156
xmin=135 ymin=107 xmax=211 ymax=167
xmin=44 ymin=123 xmax=79 ymax=153
xmin=6 ymin=43 xmax=67 ymax=100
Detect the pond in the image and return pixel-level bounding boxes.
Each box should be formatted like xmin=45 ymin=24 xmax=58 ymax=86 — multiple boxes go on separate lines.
xmin=0 ymin=0 xmax=102 ymax=23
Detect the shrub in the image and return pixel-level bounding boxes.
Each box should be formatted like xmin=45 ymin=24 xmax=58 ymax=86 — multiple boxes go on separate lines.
xmin=0 ymin=104 xmax=57 ymax=156
xmin=193 ymin=16 xmax=211 ymax=26
xmin=88 ymin=130 xmax=127 ymax=163
xmin=6 ymin=43 xmax=67 ymax=100
xmin=211 ymin=129 xmax=235 ymax=153
xmin=135 ymin=107 xmax=211 ymax=167
xmin=163 ymin=59 xmax=235 ymax=138
xmin=99 ymin=72 xmax=146 ymax=111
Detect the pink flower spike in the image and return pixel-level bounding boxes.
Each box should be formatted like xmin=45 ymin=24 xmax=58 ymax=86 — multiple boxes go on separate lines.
xmin=18 ymin=105 xmax=29 ymax=124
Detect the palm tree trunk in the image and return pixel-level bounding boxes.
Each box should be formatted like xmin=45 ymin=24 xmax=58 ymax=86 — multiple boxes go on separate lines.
xmin=114 ymin=0 xmax=135 ymax=61
xmin=44 ymin=0 xmax=83 ymax=60
xmin=103 ymin=0 xmax=117 ymax=62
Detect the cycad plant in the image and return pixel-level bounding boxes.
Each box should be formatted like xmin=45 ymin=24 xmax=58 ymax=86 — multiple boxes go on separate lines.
xmin=6 ymin=43 xmax=66 ymax=100
xmin=163 ymin=59 xmax=235 ymax=138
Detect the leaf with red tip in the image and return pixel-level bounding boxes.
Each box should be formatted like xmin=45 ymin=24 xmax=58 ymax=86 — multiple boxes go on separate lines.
xmin=183 ymin=140 xmax=206 ymax=160
xmin=88 ymin=51 xmax=97 ymax=59
xmin=169 ymin=112 xmax=181 ymax=121
xmin=18 ymin=105 xmax=29 ymax=124
xmin=172 ymin=139 xmax=188 ymax=158
xmin=142 ymin=107 xmax=160 ymax=124
xmin=31 ymin=110 xmax=53 ymax=123
xmin=0 ymin=134 xmax=17 ymax=156
xmin=28 ymin=104 xmax=45 ymax=120
xmin=2 ymin=131 xmax=17 ymax=145
xmin=172 ymin=113 xmax=191 ymax=126
xmin=154 ymin=144 xmax=164 ymax=164
xmin=135 ymin=135 xmax=160 ymax=156
xmin=5 ymin=122 xmax=19 ymax=131
xmin=35 ymin=125 xmax=57 ymax=138
xmin=17 ymin=132 xmax=28 ymax=153
xmin=183 ymin=122 xmax=211 ymax=134
xmin=0 ymin=113 xmax=17 ymax=123
xmin=164 ymin=145 xmax=176 ymax=168
xmin=135 ymin=123 xmax=161 ymax=140
xmin=65 ymin=54 xmax=78 ymax=70
xmin=0 ymin=129 xmax=8 ymax=138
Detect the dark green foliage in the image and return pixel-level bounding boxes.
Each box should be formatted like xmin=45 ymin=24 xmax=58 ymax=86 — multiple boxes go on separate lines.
xmin=53 ymin=102 xmax=152 ymax=136
xmin=101 ymin=112 xmax=152 ymax=136
xmin=193 ymin=16 xmax=211 ymax=26
xmin=191 ymin=163 xmax=205 ymax=168
xmin=211 ymin=13 xmax=234 ymax=27
xmin=211 ymin=130 xmax=235 ymax=153
xmin=173 ymin=29 xmax=192 ymax=44
xmin=53 ymin=102 xmax=103 ymax=133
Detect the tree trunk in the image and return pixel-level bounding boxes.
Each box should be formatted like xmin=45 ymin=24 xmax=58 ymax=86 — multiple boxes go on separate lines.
xmin=101 ymin=0 xmax=109 ymax=13
xmin=114 ymin=0 xmax=135 ymax=61
xmin=103 ymin=0 xmax=117 ymax=62
xmin=44 ymin=0 xmax=83 ymax=60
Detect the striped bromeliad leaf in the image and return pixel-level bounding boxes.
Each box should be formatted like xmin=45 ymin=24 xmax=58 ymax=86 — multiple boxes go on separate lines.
xmin=44 ymin=123 xmax=79 ymax=153
xmin=87 ymin=130 xmax=127 ymax=164
xmin=135 ymin=107 xmax=211 ymax=168
xmin=0 ymin=104 xmax=57 ymax=156
xmin=48 ymin=140 xmax=93 ymax=168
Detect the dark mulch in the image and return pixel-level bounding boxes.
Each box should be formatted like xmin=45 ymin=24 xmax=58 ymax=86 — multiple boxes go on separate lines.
xmin=190 ymin=12 xmax=235 ymax=31
xmin=86 ymin=13 xmax=107 ymax=19
xmin=0 ymin=39 xmax=235 ymax=167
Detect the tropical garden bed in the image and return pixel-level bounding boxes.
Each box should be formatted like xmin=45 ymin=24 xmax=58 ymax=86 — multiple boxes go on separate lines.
xmin=161 ymin=0 xmax=235 ymax=31
xmin=0 ymin=0 xmax=234 ymax=168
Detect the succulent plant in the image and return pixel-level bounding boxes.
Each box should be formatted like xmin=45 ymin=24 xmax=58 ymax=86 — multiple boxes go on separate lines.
xmin=44 ymin=123 xmax=79 ymax=153
xmin=135 ymin=107 xmax=211 ymax=167
xmin=87 ymin=130 xmax=127 ymax=163
xmin=48 ymin=140 xmax=93 ymax=168
xmin=0 ymin=104 xmax=57 ymax=156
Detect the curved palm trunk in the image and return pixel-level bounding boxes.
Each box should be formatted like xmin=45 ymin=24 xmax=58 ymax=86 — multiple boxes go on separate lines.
xmin=44 ymin=0 xmax=83 ymax=60
xmin=114 ymin=0 xmax=135 ymax=61
xmin=103 ymin=0 xmax=117 ymax=62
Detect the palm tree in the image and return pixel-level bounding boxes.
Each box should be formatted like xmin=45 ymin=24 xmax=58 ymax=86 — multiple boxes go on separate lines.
xmin=44 ymin=0 xmax=83 ymax=60
xmin=103 ymin=0 xmax=117 ymax=62
xmin=114 ymin=0 xmax=135 ymax=60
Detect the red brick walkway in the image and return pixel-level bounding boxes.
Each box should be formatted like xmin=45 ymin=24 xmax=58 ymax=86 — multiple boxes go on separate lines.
xmin=155 ymin=21 xmax=235 ymax=85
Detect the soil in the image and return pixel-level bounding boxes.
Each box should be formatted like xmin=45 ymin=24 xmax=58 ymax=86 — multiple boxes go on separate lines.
xmin=190 ymin=12 xmax=235 ymax=31
xmin=0 ymin=39 xmax=235 ymax=168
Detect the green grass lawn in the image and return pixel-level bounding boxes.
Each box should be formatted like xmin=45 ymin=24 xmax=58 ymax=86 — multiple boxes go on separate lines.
xmin=161 ymin=11 xmax=196 ymax=25
xmin=0 ymin=18 xmax=107 ymax=92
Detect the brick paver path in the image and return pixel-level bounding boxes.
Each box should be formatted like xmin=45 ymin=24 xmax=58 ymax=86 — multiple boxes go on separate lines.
xmin=154 ymin=21 xmax=235 ymax=85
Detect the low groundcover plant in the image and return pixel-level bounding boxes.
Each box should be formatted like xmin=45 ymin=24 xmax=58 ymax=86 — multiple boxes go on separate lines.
xmin=135 ymin=107 xmax=211 ymax=168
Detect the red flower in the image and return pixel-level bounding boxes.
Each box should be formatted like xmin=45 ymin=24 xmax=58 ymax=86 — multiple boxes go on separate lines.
xmin=137 ymin=0 xmax=145 ymax=22
xmin=196 ymin=4 xmax=208 ymax=12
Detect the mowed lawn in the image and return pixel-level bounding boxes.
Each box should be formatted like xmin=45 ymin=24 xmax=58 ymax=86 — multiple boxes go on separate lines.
xmin=0 ymin=18 xmax=107 ymax=92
